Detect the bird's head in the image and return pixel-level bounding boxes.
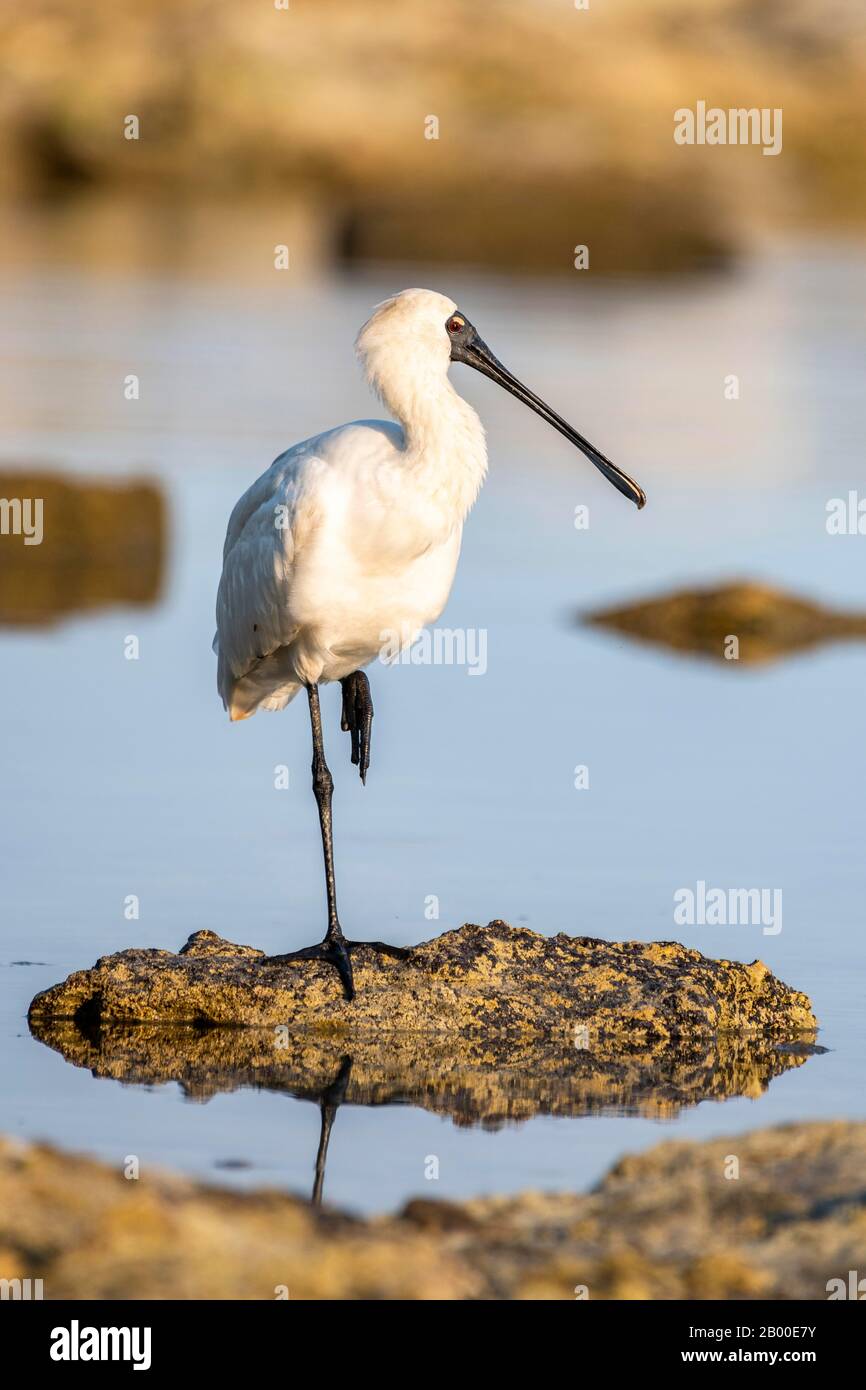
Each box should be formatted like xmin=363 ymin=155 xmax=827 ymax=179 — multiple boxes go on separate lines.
xmin=356 ymin=288 xmax=456 ymax=388
xmin=357 ymin=288 xmax=646 ymax=509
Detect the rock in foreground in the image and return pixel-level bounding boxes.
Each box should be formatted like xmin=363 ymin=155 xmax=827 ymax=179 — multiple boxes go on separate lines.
xmin=1 ymin=1122 xmax=861 ymax=1299
xmin=28 ymin=922 xmax=816 ymax=1040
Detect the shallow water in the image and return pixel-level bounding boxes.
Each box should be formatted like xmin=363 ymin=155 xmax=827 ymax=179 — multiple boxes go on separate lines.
xmin=1 ymin=235 xmax=865 ymax=1213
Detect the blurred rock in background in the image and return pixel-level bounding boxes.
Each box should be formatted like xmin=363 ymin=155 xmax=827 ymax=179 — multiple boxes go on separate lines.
xmin=0 ymin=473 xmax=165 ymax=626
xmin=1 ymin=0 xmax=864 ymax=274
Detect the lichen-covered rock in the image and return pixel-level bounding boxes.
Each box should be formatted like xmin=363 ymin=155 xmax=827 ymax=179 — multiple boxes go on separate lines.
xmin=27 ymin=1018 xmax=823 ymax=1126
xmin=1 ymin=1122 xmax=861 ymax=1299
xmin=27 ymin=922 xmax=816 ymax=1041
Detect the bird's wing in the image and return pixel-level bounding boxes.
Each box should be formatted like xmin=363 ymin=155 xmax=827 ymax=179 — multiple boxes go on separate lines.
xmin=214 ymin=445 xmax=324 ymax=688
xmin=214 ymin=421 xmax=409 ymax=706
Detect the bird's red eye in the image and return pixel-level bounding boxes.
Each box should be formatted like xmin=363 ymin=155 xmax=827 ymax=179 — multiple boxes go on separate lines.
xmin=448 ymin=316 xmax=464 ymax=334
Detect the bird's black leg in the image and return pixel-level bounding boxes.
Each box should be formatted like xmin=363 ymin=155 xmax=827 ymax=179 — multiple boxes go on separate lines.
xmin=340 ymin=670 xmax=373 ymax=783
xmin=266 ymin=682 xmax=410 ymax=1001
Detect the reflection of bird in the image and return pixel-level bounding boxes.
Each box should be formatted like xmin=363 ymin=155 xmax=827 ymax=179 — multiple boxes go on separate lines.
xmin=214 ymin=289 xmax=645 ymax=1000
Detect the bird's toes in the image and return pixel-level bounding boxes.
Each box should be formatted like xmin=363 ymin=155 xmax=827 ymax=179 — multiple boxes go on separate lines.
xmin=331 ymin=950 xmax=355 ymax=1002
xmin=340 ymin=681 xmax=354 ymax=735
xmin=356 ymin=701 xmax=372 ymax=782
xmin=339 ymin=675 xmax=371 ymax=780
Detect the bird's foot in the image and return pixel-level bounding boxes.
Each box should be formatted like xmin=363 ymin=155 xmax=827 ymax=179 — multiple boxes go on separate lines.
xmin=268 ymin=933 xmax=410 ymax=1002
xmin=339 ymin=671 xmax=373 ymax=783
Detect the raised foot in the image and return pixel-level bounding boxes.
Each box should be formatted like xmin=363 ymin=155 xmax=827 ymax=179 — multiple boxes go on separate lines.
xmin=267 ymin=936 xmax=410 ymax=1002
xmin=340 ymin=671 xmax=373 ymax=783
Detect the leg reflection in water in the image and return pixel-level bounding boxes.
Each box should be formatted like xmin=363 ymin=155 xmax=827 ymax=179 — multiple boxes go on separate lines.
xmin=311 ymin=1055 xmax=353 ymax=1207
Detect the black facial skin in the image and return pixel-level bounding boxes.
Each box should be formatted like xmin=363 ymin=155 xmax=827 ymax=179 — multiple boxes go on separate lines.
xmin=446 ymin=311 xmax=646 ymax=509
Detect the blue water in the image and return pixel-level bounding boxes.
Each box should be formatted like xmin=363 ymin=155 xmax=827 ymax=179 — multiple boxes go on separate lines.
xmin=1 ymin=242 xmax=865 ymax=1211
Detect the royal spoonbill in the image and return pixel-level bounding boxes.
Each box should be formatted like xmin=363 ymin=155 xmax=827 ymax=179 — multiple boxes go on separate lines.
xmin=214 ymin=288 xmax=645 ymax=1001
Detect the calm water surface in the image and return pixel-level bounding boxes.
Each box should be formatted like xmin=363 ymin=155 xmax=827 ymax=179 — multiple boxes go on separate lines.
xmin=1 ymin=241 xmax=865 ymax=1212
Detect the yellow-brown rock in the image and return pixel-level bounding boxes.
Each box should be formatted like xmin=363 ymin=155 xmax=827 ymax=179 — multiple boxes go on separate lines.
xmin=28 ymin=922 xmax=817 ymax=1041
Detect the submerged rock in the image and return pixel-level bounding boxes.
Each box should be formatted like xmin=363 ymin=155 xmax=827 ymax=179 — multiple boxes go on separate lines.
xmin=28 ymin=922 xmax=816 ymax=1041
xmin=585 ymin=580 xmax=866 ymax=665
xmin=27 ymin=1018 xmax=824 ymax=1128
xmin=0 ymin=1121 xmax=861 ymax=1299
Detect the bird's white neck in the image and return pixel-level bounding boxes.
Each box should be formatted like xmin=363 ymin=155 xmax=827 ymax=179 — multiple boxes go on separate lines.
xmin=379 ymin=367 xmax=488 ymax=522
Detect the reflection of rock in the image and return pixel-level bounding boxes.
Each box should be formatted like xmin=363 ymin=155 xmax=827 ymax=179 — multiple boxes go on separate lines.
xmin=28 ymin=922 xmax=816 ymax=1040
xmin=585 ymin=581 xmax=866 ymax=665
xmin=27 ymin=1017 xmax=824 ymax=1128
xmin=1 ymin=1121 xmax=861 ymax=1299
xmin=0 ymin=472 xmax=165 ymax=626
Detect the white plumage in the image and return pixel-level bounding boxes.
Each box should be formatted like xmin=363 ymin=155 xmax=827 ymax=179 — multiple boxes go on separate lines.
xmin=214 ymin=289 xmax=486 ymax=721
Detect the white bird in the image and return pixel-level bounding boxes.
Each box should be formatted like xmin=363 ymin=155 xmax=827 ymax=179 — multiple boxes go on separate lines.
xmin=214 ymin=288 xmax=645 ymax=1000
